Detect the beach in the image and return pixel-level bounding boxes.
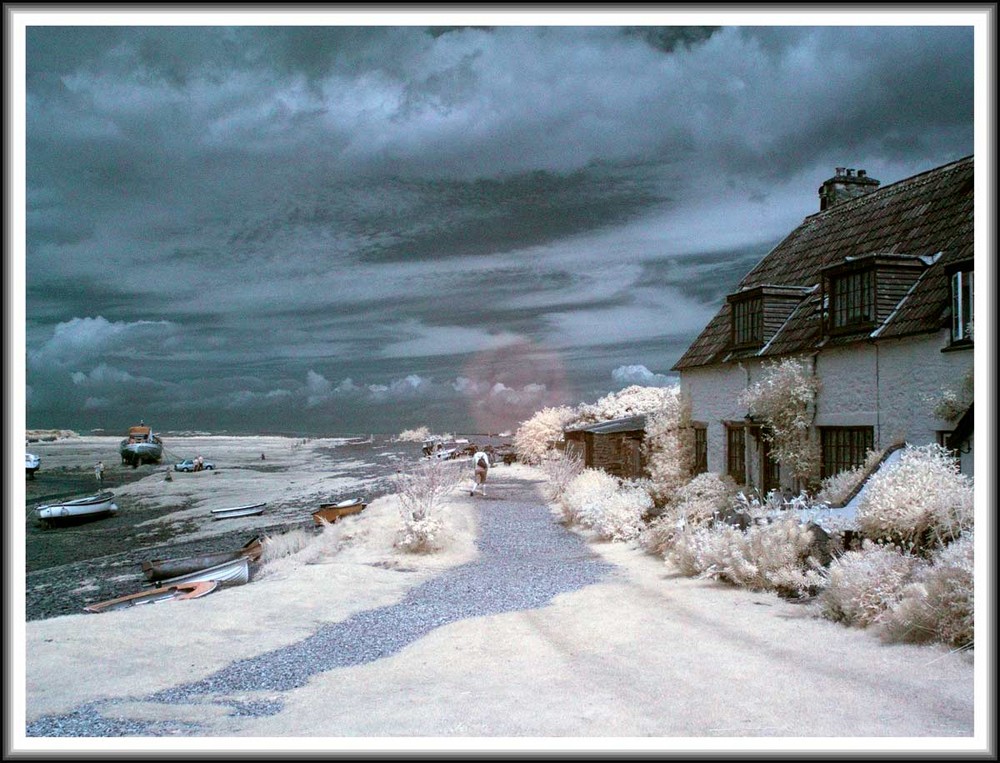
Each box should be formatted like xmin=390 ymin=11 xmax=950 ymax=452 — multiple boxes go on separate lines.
xmin=17 ymin=434 xmax=978 ymax=748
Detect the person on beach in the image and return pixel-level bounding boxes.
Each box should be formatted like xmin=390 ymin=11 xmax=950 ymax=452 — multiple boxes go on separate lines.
xmin=470 ymin=450 xmax=490 ymax=496
xmin=94 ymin=461 xmax=104 ymax=485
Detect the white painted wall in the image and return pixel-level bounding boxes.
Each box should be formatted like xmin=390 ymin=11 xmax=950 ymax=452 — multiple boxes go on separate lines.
xmin=680 ymin=330 xmax=975 ymax=486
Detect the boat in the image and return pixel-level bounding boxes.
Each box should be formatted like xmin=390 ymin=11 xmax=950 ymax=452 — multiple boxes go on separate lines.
xmin=84 ymin=581 xmax=218 ymax=613
xmin=312 ymin=497 xmax=367 ymax=526
xmin=26 ymin=452 xmax=40 ymax=478
xmin=119 ymin=423 xmax=164 ymax=465
xmin=35 ymin=491 xmax=118 ymax=526
xmin=150 ymin=556 xmax=251 ymax=588
xmin=141 ymin=537 xmax=263 ymax=583
xmin=210 ymin=502 xmax=266 ymax=520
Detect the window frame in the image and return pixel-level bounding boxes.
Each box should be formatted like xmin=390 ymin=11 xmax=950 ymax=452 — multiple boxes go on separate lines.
xmin=950 ymin=266 xmax=974 ymax=345
xmin=730 ymin=294 xmax=764 ymax=349
xmin=726 ymin=424 xmax=747 ymax=484
xmin=692 ymin=425 xmax=708 ymax=476
xmin=828 ymin=267 xmax=875 ymax=333
xmin=820 ymin=426 xmax=874 ymax=479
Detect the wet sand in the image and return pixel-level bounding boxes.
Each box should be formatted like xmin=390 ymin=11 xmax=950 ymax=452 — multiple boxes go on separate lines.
xmin=21 ymin=434 xmax=406 ymax=620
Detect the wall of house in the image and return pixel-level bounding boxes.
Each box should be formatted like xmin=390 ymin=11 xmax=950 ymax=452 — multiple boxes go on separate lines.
xmin=681 ymin=330 xmax=975 ymax=486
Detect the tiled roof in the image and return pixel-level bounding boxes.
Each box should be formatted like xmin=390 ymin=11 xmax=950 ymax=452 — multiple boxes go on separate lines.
xmin=674 ymin=156 xmax=974 ymax=370
xmin=565 ymin=414 xmax=647 ymax=435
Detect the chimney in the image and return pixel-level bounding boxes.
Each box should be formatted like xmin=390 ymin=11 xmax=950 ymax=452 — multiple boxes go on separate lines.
xmin=818 ymin=167 xmax=880 ymax=211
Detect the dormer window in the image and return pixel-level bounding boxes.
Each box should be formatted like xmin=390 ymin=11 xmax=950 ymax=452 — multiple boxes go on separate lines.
xmin=951 ymin=265 xmax=974 ymax=344
xmin=731 ymin=294 xmax=763 ymax=348
xmin=830 ymin=268 xmax=874 ymax=331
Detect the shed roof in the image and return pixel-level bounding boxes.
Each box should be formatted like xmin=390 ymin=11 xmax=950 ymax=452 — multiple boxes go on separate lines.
xmin=673 ymin=156 xmax=974 ymax=370
xmin=565 ymin=414 xmax=647 ymax=435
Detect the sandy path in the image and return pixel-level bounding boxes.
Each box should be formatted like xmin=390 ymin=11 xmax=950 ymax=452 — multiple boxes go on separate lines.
xmin=19 ymin=467 xmax=976 ymax=748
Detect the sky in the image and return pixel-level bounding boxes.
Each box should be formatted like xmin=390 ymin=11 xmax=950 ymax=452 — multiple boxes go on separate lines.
xmin=14 ymin=11 xmax=981 ymax=436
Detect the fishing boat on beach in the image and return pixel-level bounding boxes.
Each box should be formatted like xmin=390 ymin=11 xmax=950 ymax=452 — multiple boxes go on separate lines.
xmin=210 ymin=502 xmax=266 ymax=520
xmin=84 ymin=581 xmax=218 ymax=613
xmin=119 ymin=423 xmax=164 ymax=466
xmin=150 ymin=556 xmax=251 ymax=588
xmin=312 ymin=497 xmax=367 ymax=526
xmin=35 ymin=491 xmax=118 ymax=526
xmin=141 ymin=537 xmax=263 ymax=583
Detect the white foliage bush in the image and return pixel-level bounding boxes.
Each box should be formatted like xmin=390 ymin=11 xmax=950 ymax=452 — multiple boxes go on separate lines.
xmin=856 ymin=443 xmax=974 ymax=549
xmin=575 ymin=384 xmax=680 ymax=423
xmin=540 ymin=451 xmax=584 ymax=501
xmin=641 ymin=473 xmax=738 ymax=556
xmin=514 ymin=405 xmax=579 ymax=465
xmin=738 ymin=357 xmax=821 ymax=484
xmin=819 ymin=541 xmax=923 ymax=628
xmin=878 ymin=532 xmax=975 ymax=648
xmin=559 ymin=468 xmax=652 ymax=542
xmin=814 ymin=448 xmax=883 ymax=506
xmin=392 ymin=459 xmax=460 ymax=553
xmin=641 ymin=387 xmax=695 ymax=505
xmin=397 ymin=426 xmax=432 ymax=442
xmin=669 ymin=513 xmax=825 ymax=596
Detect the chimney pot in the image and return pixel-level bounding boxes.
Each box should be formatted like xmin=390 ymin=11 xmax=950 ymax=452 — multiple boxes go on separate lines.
xmin=858 ymin=169 xmax=867 ymax=177
xmin=836 ymin=167 xmax=846 ymax=175
xmin=847 ymin=168 xmax=855 ymax=177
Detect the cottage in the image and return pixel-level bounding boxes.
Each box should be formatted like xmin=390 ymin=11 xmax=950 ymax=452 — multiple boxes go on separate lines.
xmin=673 ymin=157 xmax=975 ymax=491
xmin=564 ymin=415 xmax=647 ymax=479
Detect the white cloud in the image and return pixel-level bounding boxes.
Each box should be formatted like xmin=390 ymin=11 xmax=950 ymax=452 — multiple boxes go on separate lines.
xmin=30 ymin=316 xmax=177 ymax=368
xmin=381 ymin=322 xmax=524 ymax=359
xmin=612 ymin=364 xmax=676 ymax=387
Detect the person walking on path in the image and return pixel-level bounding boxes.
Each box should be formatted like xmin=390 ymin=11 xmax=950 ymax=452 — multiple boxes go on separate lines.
xmin=470 ymin=450 xmax=490 ymax=496
xmin=94 ymin=460 xmax=104 ymax=486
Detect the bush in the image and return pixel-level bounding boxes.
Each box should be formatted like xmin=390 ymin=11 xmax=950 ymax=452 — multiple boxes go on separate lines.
xmin=878 ymin=532 xmax=974 ymax=648
xmin=738 ymin=357 xmax=821 ymax=484
xmin=641 ymin=473 xmax=738 ymax=556
xmin=514 ymin=406 xmax=579 ymax=465
xmin=669 ymin=513 xmax=826 ymax=597
xmin=575 ymin=385 xmax=680 ymax=423
xmin=397 ymin=427 xmax=431 ymax=442
xmin=539 ymin=451 xmax=584 ymax=501
xmin=814 ymin=448 xmax=883 ymax=506
xmin=392 ymin=459 xmax=461 ymax=553
xmin=559 ymin=468 xmax=652 ymax=542
xmin=641 ymin=388 xmax=695 ymax=505
xmin=856 ymin=444 xmax=974 ymax=551
xmin=819 ymin=541 xmax=923 ymax=628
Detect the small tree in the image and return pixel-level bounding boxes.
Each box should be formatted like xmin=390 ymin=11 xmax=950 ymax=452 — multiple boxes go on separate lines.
xmin=642 ymin=387 xmax=695 ymax=505
xmin=739 ymin=357 xmax=821 ymax=486
xmin=392 ymin=459 xmax=461 ymax=553
xmin=513 ymin=405 xmax=578 ymax=465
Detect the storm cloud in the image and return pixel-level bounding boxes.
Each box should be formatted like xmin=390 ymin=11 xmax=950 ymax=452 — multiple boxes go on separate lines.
xmin=19 ymin=19 xmax=975 ymax=434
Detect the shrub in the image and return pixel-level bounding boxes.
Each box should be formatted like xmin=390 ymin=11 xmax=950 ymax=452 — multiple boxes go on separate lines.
xmin=878 ymin=532 xmax=974 ymax=648
xmin=641 ymin=388 xmax=695 ymax=505
xmin=669 ymin=513 xmax=826 ymax=597
xmin=856 ymin=444 xmax=974 ymax=551
xmin=738 ymin=357 xmax=821 ymax=485
xmin=559 ymin=468 xmax=652 ymax=542
xmin=397 ymin=426 xmax=431 ymax=442
xmin=514 ymin=405 xmax=579 ymax=465
xmin=814 ymin=448 xmax=883 ymax=506
xmin=539 ymin=451 xmax=584 ymax=501
xmin=575 ymin=384 xmax=680 ymax=424
xmin=819 ymin=541 xmax=923 ymax=628
xmin=641 ymin=473 xmax=738 ymax=556
xmin=392 ymin=459 xmax=461 ymax=553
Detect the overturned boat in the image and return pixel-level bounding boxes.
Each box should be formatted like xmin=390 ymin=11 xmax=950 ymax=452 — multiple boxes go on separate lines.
xmin=141 ymin=537 xmax=263 ymax=583
xmin=35 ymin=491 xmax=118 ymax=526
xmin=210 ymin=502 xmax=266 ymax=520
xmin=119 ymin=423 xmax=164 ymax=466
xmin=312 ymin=497 xmax=367 ymax=526
xmin=84 ymin=581 xmax=218 ymax=613
xmin=149 ymin=555 xmax=252 ymax=588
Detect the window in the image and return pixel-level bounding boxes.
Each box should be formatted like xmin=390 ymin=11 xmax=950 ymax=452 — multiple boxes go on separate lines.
xmin=821 ymin=427 xmax=874 ymax=478
xmin=761 ymin=435 xmax=780 ymax=492
xmin=951 ymin=267 xmax=974 ymax=343
xmin=731 ymin=296 xmax=763 ymax=347
xmin=693 ymin=426 xmax=707 ymax=475
xmin=830 ymin=269 xmax=874 ymax=330
xmin=726 ymin=425 xmax=746 ymax=483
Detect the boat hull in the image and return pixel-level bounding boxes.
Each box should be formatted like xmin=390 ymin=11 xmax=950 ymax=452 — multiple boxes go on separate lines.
xmin=151 ymin=556 xmax=251 ymax=588
xmin=142 ymin=538 xmax=263 ymax=582
xmin=312 ymin=501 xmax=367 ymax=526
xmin=210 ymin=503 xmax=266 ymax=520
xmin=35 ymin=492 xmax=118 ymax=525
xmin=120 ymin=441 xmax=164 ymax=464
xmin=85 ymin=581 xmax=218 ymax=613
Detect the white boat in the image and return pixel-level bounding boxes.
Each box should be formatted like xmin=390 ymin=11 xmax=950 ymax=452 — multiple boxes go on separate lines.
xmin=150 ymin=556 xmax=251 ymax=588
xmin=210 ymin=502 xmax=266 ymax=520
xmin=26 ymin=452 xmax=40 ymax=478
xmin=119 ymin=423 xmax=164 ymax=465
xmin=35 ymin=491 xmax=118 ymax=525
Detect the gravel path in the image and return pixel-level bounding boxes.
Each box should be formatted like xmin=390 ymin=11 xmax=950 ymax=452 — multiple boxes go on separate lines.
xmin=27 ymin=475 xmax=612 ymax=737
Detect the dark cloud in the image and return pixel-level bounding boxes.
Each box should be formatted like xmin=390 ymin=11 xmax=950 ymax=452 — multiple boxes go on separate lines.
xmin=18 ymin=20 xmax=977 ymax=434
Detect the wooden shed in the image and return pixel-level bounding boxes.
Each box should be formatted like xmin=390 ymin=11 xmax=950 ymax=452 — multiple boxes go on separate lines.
xmin=563 ymin=414 xmax=647 ymax=479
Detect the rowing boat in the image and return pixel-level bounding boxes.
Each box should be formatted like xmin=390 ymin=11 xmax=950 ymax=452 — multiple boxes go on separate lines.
xmin=150 ymin=555 xmax=251 ymax=588
xmin=35 ymin=491 xmax=118 ymax=526
xmin=312 ymin=497 xmax=367 ymax=526
xmin=210 ymin=502 xmax=266 ymax=520
xmin=84 ymin=581 xmax=218 ymax=613
xmin=141 ymin=537 xmax=263 ymax=582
